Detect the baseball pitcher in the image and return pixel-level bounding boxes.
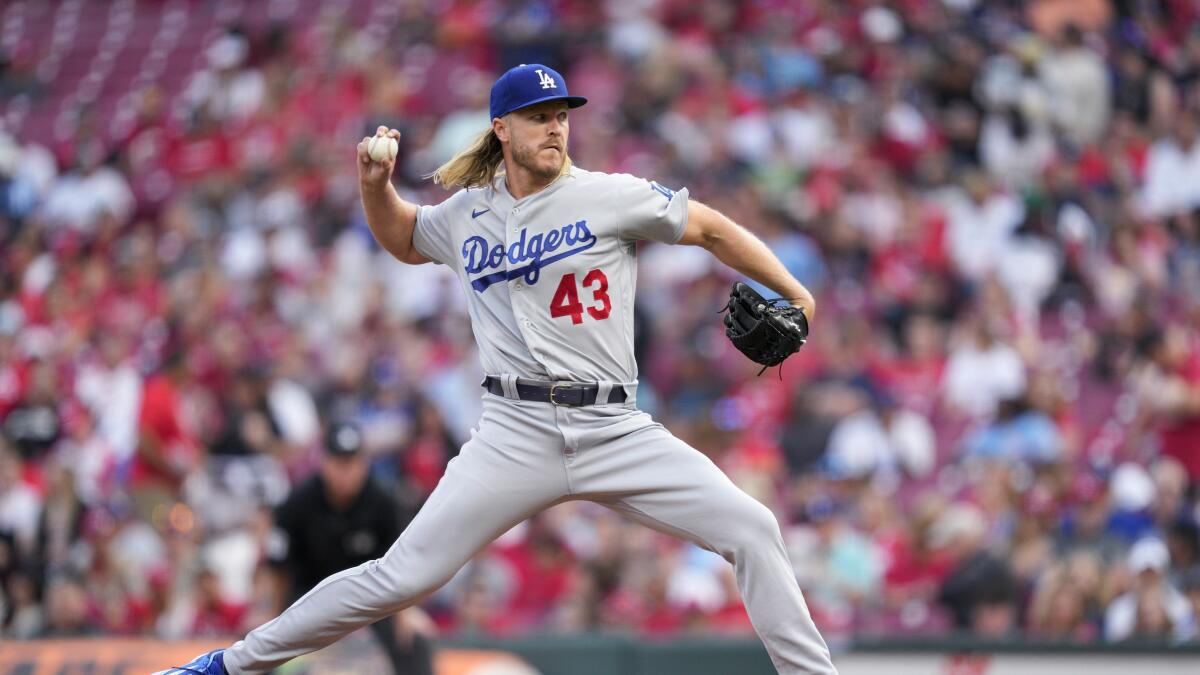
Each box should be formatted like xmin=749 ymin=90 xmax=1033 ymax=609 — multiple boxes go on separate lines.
xmin=164 ymin=63 xmax=834 ymax=675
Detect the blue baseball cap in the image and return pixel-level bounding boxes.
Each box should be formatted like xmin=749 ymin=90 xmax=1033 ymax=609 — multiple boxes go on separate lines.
xmin=489 ymin=63 xmax=587 ymax=120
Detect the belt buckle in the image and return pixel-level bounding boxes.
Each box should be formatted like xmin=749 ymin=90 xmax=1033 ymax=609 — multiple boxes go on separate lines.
xmin=549 ymin=383 xmax=580 ymax=407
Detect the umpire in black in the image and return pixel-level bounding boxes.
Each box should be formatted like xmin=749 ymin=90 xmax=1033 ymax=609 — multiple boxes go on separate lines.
xmin=267 ymin=421 xmax=434 ymax=674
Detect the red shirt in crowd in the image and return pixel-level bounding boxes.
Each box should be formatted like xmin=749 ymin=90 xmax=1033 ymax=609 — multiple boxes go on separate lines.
xmin=129 ymin=374 xmax=197 ymax=489
xmin=191 ymin=598 xmax=249 ymax=637
xmin=1159 ymin=350 xmax=1200 ymax=481
xmin=495 ymin=541 xmax=573 ymax=628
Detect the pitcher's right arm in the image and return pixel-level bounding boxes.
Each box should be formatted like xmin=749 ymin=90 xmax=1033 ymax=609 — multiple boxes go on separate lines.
xmin=358 ymin=126 xmax=428 ymax=265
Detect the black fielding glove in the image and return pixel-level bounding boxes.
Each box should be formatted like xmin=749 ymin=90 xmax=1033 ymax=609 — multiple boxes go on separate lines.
xmin=723 ymin=282 xmax=809 ymax=375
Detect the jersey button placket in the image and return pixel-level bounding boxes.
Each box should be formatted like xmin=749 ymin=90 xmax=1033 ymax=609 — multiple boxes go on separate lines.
xmin=507 ymin=208 xmax=533 ymax=339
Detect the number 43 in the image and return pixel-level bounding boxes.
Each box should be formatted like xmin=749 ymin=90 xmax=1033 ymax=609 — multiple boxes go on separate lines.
xmin=549 ymin=269 xmax=611 ymax=324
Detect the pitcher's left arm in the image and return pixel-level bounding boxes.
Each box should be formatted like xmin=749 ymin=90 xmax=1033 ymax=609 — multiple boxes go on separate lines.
xmin=677 ymin=201 xmax=816 ymax=320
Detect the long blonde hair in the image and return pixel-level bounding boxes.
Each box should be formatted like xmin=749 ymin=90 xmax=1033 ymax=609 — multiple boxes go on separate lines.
xmin=429 ymin=125 xmax=573 ymax=190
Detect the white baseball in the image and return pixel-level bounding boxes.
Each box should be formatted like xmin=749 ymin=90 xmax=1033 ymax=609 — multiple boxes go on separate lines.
xmin=368 ymin=134 xmax=398 ymax=163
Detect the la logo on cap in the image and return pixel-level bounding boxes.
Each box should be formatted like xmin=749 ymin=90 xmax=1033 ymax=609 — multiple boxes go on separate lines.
xmin=535 ymin=69 xmax=557 ymax=89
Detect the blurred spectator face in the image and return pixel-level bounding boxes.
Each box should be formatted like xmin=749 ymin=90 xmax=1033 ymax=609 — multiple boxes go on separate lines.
xmin=912 ymin=271 xmax=949 ymax=312
xmin=1066 ymin=550 xmax=1103 ymax=593
xmin=1173 ymin=115 xmax=1197 ymax=148
xmin=1130 ymin=539 xmax=1171 ymax=591
xmin=1158 ymin=325 xmax=1191 ymax=370
xmin=1076 ymin=489 xmax=1110 ymax=537
xmin=1167 ymin=521 xmax=1200 ymax=570
xmin=972 ymin=600 xmax=1016 ymax=637
xmin=321 ymin=453 xmax=369 ymax=505
xmin=1117 ymin=48 xmax=1147 ymax=81
xmin=26 ymin=361 xmax=59 ymax=402
xmin=1045 ymin=583 xmax=1086 ymax=635
xmin=231 ymin=371 xmax=267 ymax=408
xmin=198 ymin=569 xmax=222 ymax=605
xmin=1026 ymin=371 xmax=1065 ymax=415
xmin=1186 ymin=580 xmax=1200 ymax=624
xmin=1134 ymin=588 xmax=1173 ymax=638
xmin=810 ymin=505 xmax=842 ymax=544
xmin=459 ymin=579 xmax=497 ymax=630
xmin=904 ymin=314 xmax=944 ymax=360
xmin=856 ymin=488 xmax=892 ymax=533
xmin=1111 ymin=225 xmax=1140 ymax=267
xmin=45 ymin=578 xmax=89 ymax=634
xmin=968 ymin=317 xmax=997 ymax=349
xmin=963 ymin=171 xmax=991 ymax=204
xmin=928 ymin=504 xmax=987 ymax=558
xmin=496 ymin=101 xmax=570 ymax=183
xmin=0 ymin=447 xmax=18 ymax=491
xmin=98 ymin=332 xmax=130 ymax=367
xmin=1152 ymin=459 xmax=1188 ymax=520
xmin=7 ymin=570 xmax=37 ymax=609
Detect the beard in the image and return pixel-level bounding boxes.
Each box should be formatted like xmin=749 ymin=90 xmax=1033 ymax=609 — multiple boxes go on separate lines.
xmin=510 ymin=139 xmax=563 ymax=182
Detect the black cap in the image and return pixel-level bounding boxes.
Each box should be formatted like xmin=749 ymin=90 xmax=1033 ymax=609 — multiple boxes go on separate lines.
xmin=325 ymin=421 xmax=364 ymax=457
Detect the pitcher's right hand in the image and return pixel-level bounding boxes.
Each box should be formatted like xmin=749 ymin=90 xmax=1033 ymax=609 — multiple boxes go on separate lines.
xmin=358 ymin=126 xmax=400 ymax=193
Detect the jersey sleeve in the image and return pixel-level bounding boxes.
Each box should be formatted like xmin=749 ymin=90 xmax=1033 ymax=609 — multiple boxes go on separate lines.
xmin=613 ymin=174 xmax=690 ymax=244
xmin=411 ymin=196 xmax=458 ymax=266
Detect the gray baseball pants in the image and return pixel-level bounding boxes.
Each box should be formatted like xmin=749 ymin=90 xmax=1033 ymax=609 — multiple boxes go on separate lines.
xmin=223 ymin=393 xmax=837 ymax=674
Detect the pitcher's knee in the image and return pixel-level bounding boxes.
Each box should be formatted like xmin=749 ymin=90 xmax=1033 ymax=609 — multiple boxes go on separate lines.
xmin=721 ymin=499 xmax=785 ymax=560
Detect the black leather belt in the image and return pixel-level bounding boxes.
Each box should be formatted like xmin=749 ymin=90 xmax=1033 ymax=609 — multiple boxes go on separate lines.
xmin=483 ymin=376 xmax=628 ymax=406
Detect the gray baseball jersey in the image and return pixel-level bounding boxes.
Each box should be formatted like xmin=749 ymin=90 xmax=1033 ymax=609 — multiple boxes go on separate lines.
xmin=411 ymin=165 xmax=688 ymax=385
xmin=220 ymin=165 xmax=837 ymax=675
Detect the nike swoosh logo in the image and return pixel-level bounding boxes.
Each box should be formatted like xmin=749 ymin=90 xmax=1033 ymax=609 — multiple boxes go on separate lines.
xmin=472 ymin=208 xmax=490 ymax=219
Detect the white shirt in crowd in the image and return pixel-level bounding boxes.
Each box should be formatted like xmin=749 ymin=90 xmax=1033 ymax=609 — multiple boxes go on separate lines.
xmin=1039 ymin=45 xmax=1111 ymax=147
xmin=979 ymin=113 xmax=1056 ymax=190
xmin=1140 ymin=135 xmax=1200 ymax=219
xmin=75 ymin=359 xmax=142 ymax=461
xmin=40 ymin=166 xmax=135 ymax=232
xmin=825 ymin=407 xmax=936 ymax=479
xmin=944 ymin=189 xmax=1025 ymax=283
xmin=942 ymin=339 xmax=1026 ymax=419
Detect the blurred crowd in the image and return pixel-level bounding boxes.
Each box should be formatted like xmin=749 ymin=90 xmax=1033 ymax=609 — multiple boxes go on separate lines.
xmin=2 ymin=0 xmax=1200 ymax=650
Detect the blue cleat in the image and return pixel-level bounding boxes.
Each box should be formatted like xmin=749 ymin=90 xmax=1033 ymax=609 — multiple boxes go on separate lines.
xmin=153 ymin=648 xmax=227 ymax=675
